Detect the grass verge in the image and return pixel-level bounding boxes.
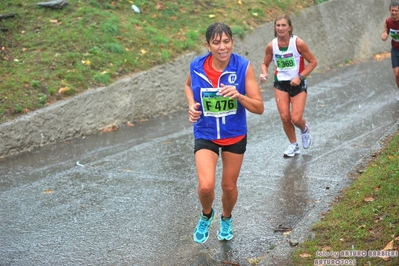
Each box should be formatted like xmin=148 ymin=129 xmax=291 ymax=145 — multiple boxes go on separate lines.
xmin=291 ymin=129 xmax=399 ymax=266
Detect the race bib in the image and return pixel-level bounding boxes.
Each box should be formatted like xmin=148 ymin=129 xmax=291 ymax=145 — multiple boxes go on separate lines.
xmin=200 ymin=87 xmax=237 ymax=117
xmin=390 ymin=29 xmax=399 ymax=42
xmin=275 ymin=53 xmax=296 ymax=69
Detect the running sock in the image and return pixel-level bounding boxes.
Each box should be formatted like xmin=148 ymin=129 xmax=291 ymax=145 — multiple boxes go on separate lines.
xmin=202 ymin=210 xmax=213 ymax=219
xmin=301 ymin=125 xmax=308 ymax=134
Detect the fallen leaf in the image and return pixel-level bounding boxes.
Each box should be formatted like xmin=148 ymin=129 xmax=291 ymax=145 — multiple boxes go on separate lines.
xmin=322 ymin=246 xmax=332 ymax=251
xmin=44 ymin=189 xmax=53 ymax=194
xmin=140 ymin=49 xmax=147 ymax=54
xmin=81 ymin=60 xmax=91 ymax=65
xmin=58 ymin=87 xmax=71 ymax=94
xmin=156 ymin=3 xmax=166 ymax=10
xmin=126 ymin=121 xmax=135 ymax=127
xmin=49 ymin=19 xmax=61 ymax=25
xmin=283 ymin=231 xmax=291 ymax=237
xmin=246 ymin=258 xmax=260 ymax=264
xmin=299 ymin=253 xmax=311 ymax=258
xmin=373 ymin=52 xmax=391 ymax=61
xmin=380 ymin=240 xmax=394 ymax=261
xmin=103 ymin=125 xmax=119 ymax=133
xmin=209 ymin=14 xmax=216 ymax=18
xmin=382 ymin=240 xmax=394 ymax=250
xmin=364 ymin=196 xmax=374 ymax=202
xmin=237 ymin=0 xmax=242 ymax=5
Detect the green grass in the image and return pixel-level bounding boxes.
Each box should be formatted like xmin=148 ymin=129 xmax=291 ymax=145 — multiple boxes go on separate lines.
xmin=0 ymin=0 xmax=319 ymax=123
xmin=291 ymin=130 xmax=399 ymax=266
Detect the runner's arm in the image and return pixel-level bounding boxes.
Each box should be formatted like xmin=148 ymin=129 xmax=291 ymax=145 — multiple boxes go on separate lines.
xmin=240 ymin=63 xmax=264 ymax=114
xmin=260 ymin=42 xmax=273 ymax=82
xmin=296 ymin=38 xmax=317 ymax=78
xmin=184 ymin=74 xmax=202 ymax=122
xmin=382 ymin=20 xmax=389 ymax=41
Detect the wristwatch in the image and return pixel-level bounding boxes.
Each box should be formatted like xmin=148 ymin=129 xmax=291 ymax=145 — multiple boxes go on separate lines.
xmin=299 ymin=74 xmax=305 ymax=81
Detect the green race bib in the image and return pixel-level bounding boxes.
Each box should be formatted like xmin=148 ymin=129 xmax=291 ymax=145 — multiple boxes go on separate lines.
xmin=200 ymin=88 xmax=237 ymax=117
xmin=276 ymin=53 xmax=296 ymax=69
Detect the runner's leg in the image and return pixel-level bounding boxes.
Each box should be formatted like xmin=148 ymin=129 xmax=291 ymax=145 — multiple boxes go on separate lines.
xmin=220 ymin=151 xmax=244 ymax=218
xmin=274 ymin=88 xmax=296 ymax=143
xmin=195 ymin=149 xmax=218 ymax=215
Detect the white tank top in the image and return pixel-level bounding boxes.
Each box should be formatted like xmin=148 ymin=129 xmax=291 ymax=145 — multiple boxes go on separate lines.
xmin=272 ymin=35 xmax=302 ymax=81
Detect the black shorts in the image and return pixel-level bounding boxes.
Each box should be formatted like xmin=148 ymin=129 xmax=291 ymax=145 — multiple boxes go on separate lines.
xmin=194 ymin=135 xmax=247 ymax=155
xmin=274 ymin=79 xmax=307 ymax=97
xmin=391 ymin=47 xmax=399 ymax=68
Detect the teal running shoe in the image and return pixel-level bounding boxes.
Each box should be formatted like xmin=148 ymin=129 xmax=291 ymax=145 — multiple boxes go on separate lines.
xmin=218 ymin=216 xmax=233 ymax=241
xmin=193 ymin=209 xmax=215 ymax=244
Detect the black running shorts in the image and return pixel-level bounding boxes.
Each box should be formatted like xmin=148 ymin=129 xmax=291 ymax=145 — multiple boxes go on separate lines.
xmin=274 ymin=79 xmax=307 ymax=97
xmin=194 ymin=135 xmax=247 ymax=155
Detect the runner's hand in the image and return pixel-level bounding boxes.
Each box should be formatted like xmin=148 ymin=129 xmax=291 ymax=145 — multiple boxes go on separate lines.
xmin=188 ymin=102 xmax=201 ymax=123
xmin=381 ymin=32 xmax=389 ymax=41
xmin=219 ymin=84 xmax=243 ymax=100
xmin=260 ymin=74 xmax=268 ymax=83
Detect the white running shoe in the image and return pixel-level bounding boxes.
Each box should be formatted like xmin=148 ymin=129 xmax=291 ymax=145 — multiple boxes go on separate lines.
xmin=301 ymin=124 xmax=311 ymax=149
xmin=283 ymin=143 xmax=300 ymax=157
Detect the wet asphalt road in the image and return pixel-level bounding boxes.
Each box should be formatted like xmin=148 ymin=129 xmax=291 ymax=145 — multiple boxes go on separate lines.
xmin=1 ymin=58 xmax=399 ymax=266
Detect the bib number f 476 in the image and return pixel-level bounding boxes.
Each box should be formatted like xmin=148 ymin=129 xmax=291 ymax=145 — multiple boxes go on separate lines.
xmin=200 ymin=88 xmax=237 ymax=117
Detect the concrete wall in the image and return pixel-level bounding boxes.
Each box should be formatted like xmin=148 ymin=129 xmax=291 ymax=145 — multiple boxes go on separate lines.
xmin=0 ymin=0 xmax=392 ymax=158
